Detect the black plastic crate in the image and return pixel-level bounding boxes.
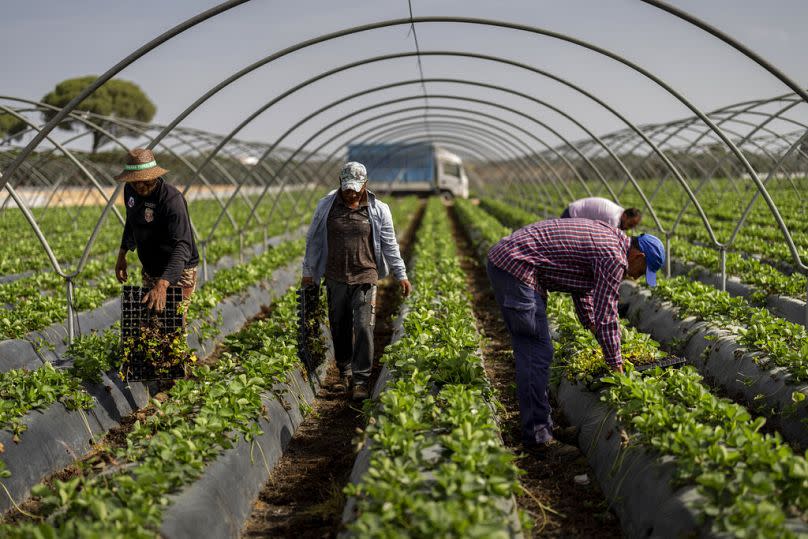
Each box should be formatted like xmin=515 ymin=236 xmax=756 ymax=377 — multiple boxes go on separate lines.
xmin=121 ymin=285 xmax=188 ymax=381
xmin=634 ymin=356 xmax=688 ymax=373
xmin=297 ymin=284 xmax=326 ymax=376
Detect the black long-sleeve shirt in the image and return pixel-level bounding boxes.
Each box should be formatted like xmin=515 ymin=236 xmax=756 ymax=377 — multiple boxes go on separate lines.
xmin=120 ymin=179 xmax=199 ymax=284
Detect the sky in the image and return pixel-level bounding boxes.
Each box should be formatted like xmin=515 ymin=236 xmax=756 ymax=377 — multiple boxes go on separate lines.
xmin=1 ymin=0 xmax=807 ymax=158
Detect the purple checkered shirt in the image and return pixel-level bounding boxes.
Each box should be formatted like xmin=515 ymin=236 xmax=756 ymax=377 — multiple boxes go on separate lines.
xmin=488 ymin=218 xmax=631 ymax=367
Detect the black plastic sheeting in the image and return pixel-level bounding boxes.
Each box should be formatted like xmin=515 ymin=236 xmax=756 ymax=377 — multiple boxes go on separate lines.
xmin=159 ymin=325 xmax=334 ymax=539
xmin=619 ymin=280 xmax=808 ymax=450
xmin=0 ymin=257 xmax=302 ymax=514
xmin=670 ymin=258 xmax=806 ymax=326
xmin=553 ymin=379 xmax=704 ymax=538
xmin=0 ymin=370 xmax=151 ymax=514
xmin=0 ymin=226 xmax=307 ymax=374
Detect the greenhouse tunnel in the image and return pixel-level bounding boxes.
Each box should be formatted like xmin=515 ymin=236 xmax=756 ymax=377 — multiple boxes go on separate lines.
xmin=1 ymin=1 xmax=807 ymax=537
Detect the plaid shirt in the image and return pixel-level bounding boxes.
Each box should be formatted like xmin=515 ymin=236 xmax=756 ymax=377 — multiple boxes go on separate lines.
xmin=489 ymin=218 xmax=630 ymax=367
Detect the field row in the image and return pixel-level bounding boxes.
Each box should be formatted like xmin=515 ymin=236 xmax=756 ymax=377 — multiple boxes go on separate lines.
xmin=0 ymin=196 xmax=420 ymax=532
xmin=454 ymin=198 xmax=808 ymax=537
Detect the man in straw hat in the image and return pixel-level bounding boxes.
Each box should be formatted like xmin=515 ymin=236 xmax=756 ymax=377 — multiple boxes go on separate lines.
xmin=115 ymin=148 xmax=199 ymax=312
xmin=302 ymin=161 xmax=411 ymax=401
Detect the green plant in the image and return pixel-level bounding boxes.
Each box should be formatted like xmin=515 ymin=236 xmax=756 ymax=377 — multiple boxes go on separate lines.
xmin=346 ymin=199 xmax=528 ymax=537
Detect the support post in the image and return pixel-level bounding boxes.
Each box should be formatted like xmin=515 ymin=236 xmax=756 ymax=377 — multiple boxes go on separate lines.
xmin=65 ymin=277 xmax=75 ymax=345
xmin=719 ymin=247 xmax=727 ymax=292
xmin=239 ymin=231 xmax=244 ymax=264
xmin=263 ymin=226 xmax=268 ymax=251
xmin=201 ymin=241 xmax=208 ymax=284
xmin=665 ymin=232 xmax=671 ymax=278
xmin=804 ymin=280 xmax=808 ymax=329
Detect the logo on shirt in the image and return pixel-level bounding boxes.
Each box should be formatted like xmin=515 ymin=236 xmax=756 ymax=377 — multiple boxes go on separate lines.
xmin=144 ymin=207 xmax=154 ymax=223
xmin=127 ymin=196 xmax=134 ymax=208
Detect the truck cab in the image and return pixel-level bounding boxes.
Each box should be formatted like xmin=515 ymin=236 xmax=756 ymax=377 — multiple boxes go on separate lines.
xmin=434 ymin=147 xmax=469 ymax=199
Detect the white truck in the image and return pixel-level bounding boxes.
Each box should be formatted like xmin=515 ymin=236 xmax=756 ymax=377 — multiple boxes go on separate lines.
xmin=347 ymin=142 xmax=469 ymax=198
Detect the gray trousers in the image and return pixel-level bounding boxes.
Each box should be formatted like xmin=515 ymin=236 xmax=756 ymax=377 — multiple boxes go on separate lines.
xmin=325 ymin=278 xmax=376 ymax=385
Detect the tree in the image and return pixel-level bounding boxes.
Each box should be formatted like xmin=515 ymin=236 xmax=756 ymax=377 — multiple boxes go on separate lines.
xmin=0 ymin=112 xmax=27 ymax=145
xmin=41 ymin=76 xmax=156 ymax=153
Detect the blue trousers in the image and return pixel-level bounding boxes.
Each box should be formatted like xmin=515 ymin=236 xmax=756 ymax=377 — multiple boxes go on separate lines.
xmin=487 ymin=260 xmax=554 ymax=445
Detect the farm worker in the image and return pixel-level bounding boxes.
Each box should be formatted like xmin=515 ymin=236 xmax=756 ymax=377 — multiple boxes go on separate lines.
xmin=487 ymin=219 xmax=664 ymax=452
xmin=561 ymin=197 xmax=642 ymax=231
xmin=301 ymin=162 xmax=411 ymax=401
xmin=114 ymin=148 xmax=199 ymax=312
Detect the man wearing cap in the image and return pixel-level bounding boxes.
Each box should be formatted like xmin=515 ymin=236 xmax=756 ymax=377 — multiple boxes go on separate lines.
xmin=301 ymin=162 xmax=411 ymax=401
xmin=561 ymin=196 xmax=642 ymax=231
xmin=486 ymin=218 xmax=664 ymax=453
xmin=114 ymin=148 xmax=199 ymax=312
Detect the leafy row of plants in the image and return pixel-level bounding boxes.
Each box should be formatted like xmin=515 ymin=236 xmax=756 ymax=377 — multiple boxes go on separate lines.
xmin=0 ymin=236 xmax=305 ymax=456
xmin=651 ymin=275 xmax=808 ymax=383
xmin=0 ymin=193 xmax=312 ymax=277
xmin=0 ymin=195 xmax=312 ymax=341
xmin=549 ymin=294 xmax=808 ymax=538
xmin=0 ymin=363 xmax=94 ymax=443
xmin=0 ymin=288 xmax=311 ymax=537
xmin=476 ymin=196 xmax=806 ymax=331
xmin=456 ymin=194 xmax=808 ymax=537
xmin=477 ymin=198 xmax=537 ymax=230
xmin=669 ymin=237 xmax=806 ymax=300
xmin=345 ymin=198 xmax=527 ymax=537
xmin=65 ymin=237 xmax=306 ymax=382
xmin=497 ymin=178 xmax=807 ymax=264
xmin=0 ymin=195 xmax=416 ymax=455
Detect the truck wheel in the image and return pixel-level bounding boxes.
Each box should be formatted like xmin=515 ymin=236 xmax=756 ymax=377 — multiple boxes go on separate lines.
xmin=440 ymin=190 xmax=455 ymax=201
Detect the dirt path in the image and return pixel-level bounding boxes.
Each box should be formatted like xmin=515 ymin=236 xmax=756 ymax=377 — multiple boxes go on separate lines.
xmin=240 ymin=200 xmax=425 ymax=539
xmin=446 ymin=203 xmax=621 ymax=538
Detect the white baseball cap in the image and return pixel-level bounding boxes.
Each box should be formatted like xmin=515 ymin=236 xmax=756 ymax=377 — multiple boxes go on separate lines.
xmin=339 ymin=162 xmax=367 ymax=192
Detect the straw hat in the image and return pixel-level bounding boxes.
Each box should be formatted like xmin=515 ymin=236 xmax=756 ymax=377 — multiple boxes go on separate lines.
xmin=115 ymin=148 xmax=168 ymax=182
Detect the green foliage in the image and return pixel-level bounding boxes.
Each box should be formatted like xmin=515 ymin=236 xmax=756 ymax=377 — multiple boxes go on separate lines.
xmin=603 ymin=367 xmax=808 ymax=537
xmin=0 ymin=363 xmax=94 ymax=442
xmin=0 ymin=195 xmax=308 ymax=341
xmin=346 ymin=199 xmax=527 ymax=537
xmin=548 ymin=293 xmax=808 ymax=538
xmin=41 ymin=76 xmax=156 ymax=152
xmin=66 ymin=325 xmax=122 ymax=384
xmin=459 ymin=195 xmax=808 ymax=537
xmin=1 ymin=290 xmax=306 ymax=538
xmin=0 ymin=112 xmax=26 ymax=142
xmin=478 ymin=198 xmax=536 ymax=229
xmin=652 ymin=276 xmax=808 ymax=382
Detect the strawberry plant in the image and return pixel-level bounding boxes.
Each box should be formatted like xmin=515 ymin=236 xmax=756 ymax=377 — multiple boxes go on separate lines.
xmin=345 ymin=199 xmax=527 ymax=537
xmin=0 ymin=363 xmax=94 ymax=442
xmin=0 ymin=288 xmax=309 ymax=538
xmin=652 ymin=276 xmax=808 ymax=382
xmin=548 ymin=293 xmax=808 ymax=538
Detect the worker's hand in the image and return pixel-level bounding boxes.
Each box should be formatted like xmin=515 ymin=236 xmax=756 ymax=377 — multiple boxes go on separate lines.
xmin=301 ymin=276 xmax=314 ymax=288
xmin=115 ymin=252 xmax=128 ymax=283
xmin=399 ymin=279 xmax=412 ymax=298
xmin=588 ymin=324 xmax=596 ymax=334
xmin=611 ymin=364 xmax=624 ymax=374
xmin=142 ymin=279 xmax=169 ymax=312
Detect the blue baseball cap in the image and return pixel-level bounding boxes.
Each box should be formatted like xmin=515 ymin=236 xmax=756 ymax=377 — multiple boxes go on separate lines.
xmin=637 ymin=233 xmax=665 ymax=287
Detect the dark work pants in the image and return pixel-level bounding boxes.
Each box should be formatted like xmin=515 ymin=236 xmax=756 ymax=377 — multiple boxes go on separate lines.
xmin=486 ymin=260 xmax=554 ymax=445
xmin=325 ymin=278 xmax=376 ymax=386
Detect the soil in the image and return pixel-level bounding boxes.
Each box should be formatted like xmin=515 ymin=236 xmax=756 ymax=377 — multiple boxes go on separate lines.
xmin=445 ymin=203 xmax=622 ymax=538
xmin=240 ymin=199 xmax=425 ymax=539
